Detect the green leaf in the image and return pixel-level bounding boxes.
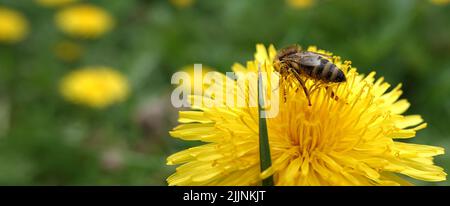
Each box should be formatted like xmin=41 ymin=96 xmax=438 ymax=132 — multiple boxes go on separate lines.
xmin=258 ymin=64 xmax=274 ymax=186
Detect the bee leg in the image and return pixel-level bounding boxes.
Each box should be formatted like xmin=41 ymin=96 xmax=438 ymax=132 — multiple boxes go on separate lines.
xmin=325 ymin=86 xmax=339 ymax=101
xmin=279 ymin=76 xmax=287 ymax=103
xmin=290 ymin=69 xmax=312 ymax=106
xmin=331 ymin=91 xmax=339 ymax=100
xmin=309 ymin=82 xmax=321 ymax=95
xmin=297 ymin=77 xmax=312 ymax=106
xmin=284 ymin=74 xmax=295 ymax=103
xmin=277 ymin=68 xmax=289 ymax=103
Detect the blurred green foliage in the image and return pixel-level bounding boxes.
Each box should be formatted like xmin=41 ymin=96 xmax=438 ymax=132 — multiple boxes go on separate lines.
xmin=0 ymin=0 xmax=449 ymax=185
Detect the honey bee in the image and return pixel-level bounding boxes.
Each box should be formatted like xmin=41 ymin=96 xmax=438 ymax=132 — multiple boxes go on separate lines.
xmin=273 ymin=45 xmax=347 ymax=106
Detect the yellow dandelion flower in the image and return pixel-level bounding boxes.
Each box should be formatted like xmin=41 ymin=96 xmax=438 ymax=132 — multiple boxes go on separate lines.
xmin=169 ymin=0 xmax=195 ymax=9
xmin=0 ymin=7 xmax=29 ymax=44
xmin=430 ymin=0 xmax=450 ymax=5
xmin=286 ymin=0 xmax=314 ymax=9
xmin=54 ymin=40 xmax=83 ymax=62
xmin=166 ymin=44 xmax=446 ymax=186
xmin=60 ymin=66 xmax=129 ymax=108
xmin=55 ymin=4 xmax=114 ymax=39
xmin=34 ymin=0 xmax=78 ymax=7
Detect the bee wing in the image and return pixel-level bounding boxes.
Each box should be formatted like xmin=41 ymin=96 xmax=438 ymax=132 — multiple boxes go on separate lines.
xmin=308 ymin=51 xmax=332 ymax=59
xmin=299 ymin=53 xmax=321 ymax=67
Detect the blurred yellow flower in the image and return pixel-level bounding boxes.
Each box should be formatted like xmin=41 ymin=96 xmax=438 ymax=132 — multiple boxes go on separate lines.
xmin=35 ymin=0 xmax=78 ymax=7
xmin=55 ymin=4 xmax=114 ymax=39
xmin=286 ymin=0 xmax=314 ymax=9
xmin=430 ymin=0 xmax=450 ymax=5
xmin=0 ymin=7 xmax=29 ymax=44
xmin=166 ymin=44 xmax=446 ymax=186
xmin=60 ymin=67 xmax=129 ymax=108
xmin=169 ymin=0 xmax=195 ymax=9
xmin=54 ymin=40 xmax=83 ymax=62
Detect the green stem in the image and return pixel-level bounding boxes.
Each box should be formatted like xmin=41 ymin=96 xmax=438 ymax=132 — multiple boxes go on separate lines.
xmin=258 ymin=64 xmax=274 ymax=186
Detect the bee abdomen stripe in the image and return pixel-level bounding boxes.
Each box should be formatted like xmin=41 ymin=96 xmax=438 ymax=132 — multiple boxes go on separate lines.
xmin=330 ymin=66 xmax=339 ymax=81
xmin=312 ymin=65 xmax=322 ymax=78
xmin=321 ymin=62 xmax=332 ymax=78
